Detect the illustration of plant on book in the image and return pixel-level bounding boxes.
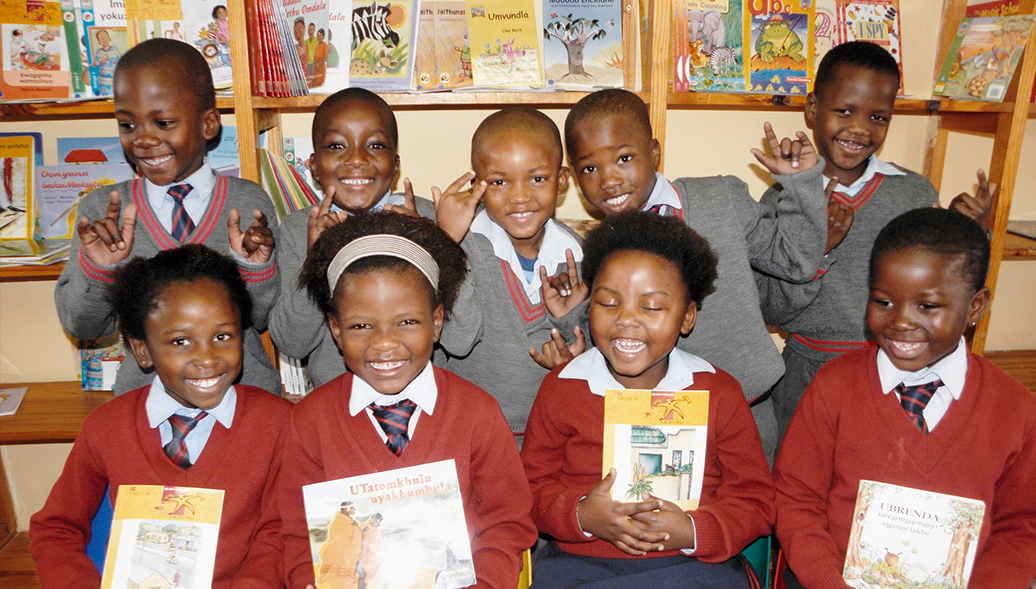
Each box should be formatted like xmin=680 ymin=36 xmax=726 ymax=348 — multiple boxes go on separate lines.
xmin=542 ymin=0 xmax=623 ymax=90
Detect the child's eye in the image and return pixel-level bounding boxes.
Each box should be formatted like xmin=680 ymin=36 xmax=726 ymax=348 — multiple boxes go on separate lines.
xmin=171 ymin=337 xmax=190 ymax=347
xmin=368 ymin=141 xmax=386 ymax=150
xmin=399 ymin=318 xmax=420 ymax=326
xmin=156 ymin=119 xmax=176 ymax=128
xmin=349 ymin=323 xmax=372 ymax=330
xmin=489 ymin=179 xmax=506 ymax=186
xmin=835 ymin=109 xmax=852 ymax=117
xmin=870 ymin=115 xmax=889 ymax=124
xmin=579 ymin=165 xmax=596 ymax=175
xmin=324 ymin=142 xmax=344 ymax=150
xmin=918 ymin=303 xmax=940 ymax=312
xmin=214 ymin=332 xmax=234 ymax=342
xmin=871 ymin=298 xmax=891 ymax=308
xmin=532 ymin=176 xmax=548 ymax=183
xmin=117 ymin=121 xmax=135 ymax=132
xmin=618 ymin=154 xmax=633 ymax=164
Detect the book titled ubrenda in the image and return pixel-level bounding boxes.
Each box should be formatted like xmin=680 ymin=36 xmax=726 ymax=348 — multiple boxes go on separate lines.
xmin=302 ymin=459 xmax=476 ymax=589
xmin=603 ymin=388 xmax=708 ymax=510
xmin=102 ymin=485 xmax=224 ymax=589
xmin=843 ymin=480 xmax=986 ymax=589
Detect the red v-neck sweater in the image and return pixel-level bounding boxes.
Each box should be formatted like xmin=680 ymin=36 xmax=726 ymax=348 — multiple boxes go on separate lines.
xmin=29 ymin=385 xmax=293 ymax=588
xmin=279 ymin=368 xmax=537 ymax=589
xmin=774 ymin=346 xmax=1036 ymax=589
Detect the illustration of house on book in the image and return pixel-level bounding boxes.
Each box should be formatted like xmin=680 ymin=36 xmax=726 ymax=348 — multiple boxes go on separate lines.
xmin=63 ymin=149 xmax=108 ymax=164
xmin=623 ymin=425 xmax=700 ymax=502
xmin=127 ymin=563 xmax=173 ymax=589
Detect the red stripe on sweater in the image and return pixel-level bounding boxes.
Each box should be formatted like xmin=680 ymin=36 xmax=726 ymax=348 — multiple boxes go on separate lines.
xmin=499 ymin=260 xmax=546 ymax=323
xmin=78 ymin=249 xmax=117 ymax=282
xmin=791 ymin=333 xmax=873 ymax=354
xmin=240 ymin=263 xmax=276 ymax=283
xmin=186 ymin=176 xmax=226 ymax=245
xmin=131 ymin=178 xmax=179 ymax=250
xmin=830 ymin=173 xmax=885 ymax=211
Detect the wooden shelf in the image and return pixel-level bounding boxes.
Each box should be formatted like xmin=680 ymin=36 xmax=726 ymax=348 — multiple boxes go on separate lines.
xmin=0 ymin=382 xmax=111 ymax=445
xmin=1004 ymin=232 xmax=1036 ymax=258
xmin=250 ymin=90 xmax=652 ymax=111
xmin=0 ymin=96 xmax=236 ymax=120
xmin=666 ymin=93 xmax=1022 ymax=114
xmin=0 ymin=263 xmax=65 ymax=282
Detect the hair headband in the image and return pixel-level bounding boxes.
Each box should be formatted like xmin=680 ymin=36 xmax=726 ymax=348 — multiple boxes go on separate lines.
xmin=326 ymin=234 xmax=440 ymax=291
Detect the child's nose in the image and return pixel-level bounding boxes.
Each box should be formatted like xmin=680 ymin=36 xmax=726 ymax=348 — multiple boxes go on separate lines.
xmin=371 ymin=330 xmax=401 ymax=350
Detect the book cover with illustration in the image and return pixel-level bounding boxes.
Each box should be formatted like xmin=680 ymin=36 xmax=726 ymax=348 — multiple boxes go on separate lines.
xmin=673 ymin=0 xmax=744 ymax=93
xmin=101 ymin=485 xmax=224 ymax=589
xmin=434 ymin=0 xmax=475 ymax=89
xmin=842 ymin=480 xmax=986 ymax=589
xmin=602 ymin=388 xmax=709 ymax=510
xmin=125 ymin=0 xmax=235 ymax=89
xmin=744 ymin=0 xmax=814 ymax=95
xmin=36 ymin=164 xmax=135 ymax=239
xmin=932 ymin=14 xmax=1036 ymax=102
xmin=302 ymin=459 xmax=476 ymax=589
xmin=60 ymin=0 xmax=91 ymax=98
xmin=348 ymin=0 xmax=420 ymax=91
xmin=81 ymin=0 xmax=128 ymax=97
xmin=814 ymin=0 xmax=837 ymax=68
xmin=835 ymin=1 xmax=903 ymax=94
xmin=413 ymin=0 xmax=438 ymax=89
xmin=0 ymin=134 xmax=38 ymax=256
xmin=542 ymin=0 xmax=623 ymax=90
xmin=1 ymin=0 xmax=71 ymax=101
xmin=281 ymin=0 xmax=350 ymax=94
xmin=57 ymin=135 xmax=125 ymax=164
xmin=466 ymin=0 xmax=542 ymax=87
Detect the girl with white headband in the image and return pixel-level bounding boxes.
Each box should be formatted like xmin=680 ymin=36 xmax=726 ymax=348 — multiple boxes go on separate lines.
xmin=277 ymin=211 xmax=536 ymax=589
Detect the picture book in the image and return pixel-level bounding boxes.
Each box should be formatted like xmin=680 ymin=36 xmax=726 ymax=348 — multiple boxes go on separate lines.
xmin=0 ymin=386 xmax=28 ymax=416
xmin=965 ymin=1 xmax=1021 ymax=18
xmin=302 ymin=459 xmax=476 ymax=589
xmin=348 ymin=0 xmax=421 ymax=92
xmin=282 ymin=135 xmax=320 ymax=195
xmin=0 ymin=134 xmax=38 ymax=256
xmin=466 ymin=0 xmax=543 ymax=87
xmin=542 ymin=0 xmax=623 ymax=90
xmin=1 ymin=131 xmax=43 ymax=165
xmin=281 ymin=0 xmax=351 ymax=94
xmin=57 ymin=135 xmax=126 ymax=164
xmin=673 ymin=0 xmax=744 ymax=93
xmin=413 ymin=1 xmax=438 ymax=89
xmin=842 ymin=480 xmax=986 ymax=589
xmin=209 ymin=125 xmax=240 ymax=176
xmin=1 ymin=0 xmax=72 ymax=101
xmin=81 ymin=0 xmax=128 ymax=97
xmin=78 ymin=333 xmax=125 ymax=391
xmin=101 ymin=485 xmax=224 ymax=589
xmin=932 ymin=14 xmax=1036 ymax=102
xmin=434 ymin=0 xmax=474 ymax=89
xmin=835 ymin=1 xmax=903 ymax=94
xmin=744 ymin=0 xmax=814 ymax=95
xmin=814 ymin=0 xmax=837 ymax=67
xmin=602 ymin=388 xmax=709 ymax=510
xmin=36 ymin=164 xmax=134 ymax=239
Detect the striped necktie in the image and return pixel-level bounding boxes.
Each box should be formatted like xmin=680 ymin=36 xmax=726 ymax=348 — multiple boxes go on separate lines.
xmin=164 ymin=412 xmax=208 ymax=468
xmin=370 ymin=399 xmax=418 ymax=456
xmin=168 ymin=183 xmax=195 ymax=243
xmin=896 ymin=379 xmax=943 ymax=433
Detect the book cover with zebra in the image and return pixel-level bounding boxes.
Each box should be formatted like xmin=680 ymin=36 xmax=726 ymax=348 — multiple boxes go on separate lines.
xmin=348 ymin=0 xmax=421 ymax=91
xmin=465 ymin=0 xmax=543 ymax=87
xmin=542 ymin=0 xmax=623 ymax=90
xmin=673 ymin=0 xmax=744 ymax=93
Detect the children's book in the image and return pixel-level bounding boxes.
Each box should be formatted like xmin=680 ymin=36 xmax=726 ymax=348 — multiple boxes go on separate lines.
xmin=209 ymin=125 xmax=240 ymax=177
xmin=932 ymin=14 xmax=1036 ymax=102
xmin=282 ymin=135 xmax=320 ymax=195
xmin=602 ymin=388 xmax=709 ymax=510
xmin=77 ymin=333 xmax=125 ymax=391
xmin=413 ymin=1 xmax=437 ymax=89
xmin=302 ymin=459 xmax=476 ymax=589
xmin=258 ymin=148 xmax=320 ymax=220
xmin=434 ymin=0 xmax=474 ymax=89
xmin=81 ymin=0 xmax=128 ymax=97
xmin=744 ymin=0 xmax=814 ymax=95
xmin=835 ymin=1 xmax=903 ymax=94
xmin=273 ymin=0 xmax=311 ymax=95
xmin=101 ymin=485 xmax=224 ymax=589
xmin=36 ymin=163 xmax=135 ymax=239
xmin=57 ymin=135 xmax=126 ymax=164
xmin=0 ymin=386 xmax=28 ymax=416
xmin=673 ymin=0 xmax=744 ymax=93
xmin=1 ymin=0 xmax=72 ymax=101
xmin=60 ymin=0 xmax=90 ymax=98
xmin=465 ymin=0 xmax=543 ymax=87
xmin=965 ymin=0 xmax=1021 ymax=18
xmin=0 ymin=131 xmax=43 ymax=165
xmin=281 ymin=0 xmax=351 ymax=94
xmin=814 ymin=0 xmax=837 ymax=68
xmin=842 ymin=480 xmax=986 ymax=589
xmin=542 ymin=0 xmax=623 ymax=90
xmin=0 ymin=134 xmax=38 ymax=256
xmin=348 ymin=0 xmax=421 ymax=91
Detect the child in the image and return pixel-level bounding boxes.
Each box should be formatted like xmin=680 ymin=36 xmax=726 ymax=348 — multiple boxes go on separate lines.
xmin=279 ymin=211 xmax=536 ymax=588
xmin=773 ymin=208 xmax=1036 ymax=588
xmin=521 ymin=212 xmax=775 ymax=588
xmin=53 ymin=38 xmax=280 ymax=396
xmin=268 ymin=87 xmax=435 ymax=387
xmin=432 ymin=107 xmax=585 ymax=435
xmin=756 ymin=41 xmax=994 ymax=442
xmin=562 ymin=88 xmax=829 ymax=460
xmin=30 ymin=245 xmax=294 ymax=588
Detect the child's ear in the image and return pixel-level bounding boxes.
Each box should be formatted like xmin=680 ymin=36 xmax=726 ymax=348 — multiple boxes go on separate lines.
xmin=202 ymin=108 xmax=221 ymax=142
xmin=556 ymin=166 xmax=570 ymax=195
xmin=431 ymin=303 xmax=445 ymax=343
xmin=327 ymin=312 xmax=344 ymax=351
xmin=680 ymin=301 xmax=698 ymax=336
xmin=650 ymin=138 xmax=661 ymax=170
xmin=967 ymin=287 xmax=991 ymax=328
xmin=804 ymin=92 xmax=818 ymax=129
xmin=127 ymin=337 xmax=154 ymax=369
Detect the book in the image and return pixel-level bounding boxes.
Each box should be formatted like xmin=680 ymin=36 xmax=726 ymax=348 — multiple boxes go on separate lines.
xmin=413 ymin=0 xmax=474 ymax=90
xmin=281 ymin=0 xmax=351 ymax=94
xmin=1 ymin=0 xmax=72 ymax=101
xmin=282 ymin=135 xmax=320 ymax=195
xmin=0 ymin=131 xmax=43 ymax=165
xmin=842 ymin=480 xmax=986 ymax=589
xmin=673 ymin=0 xmax=744 ymax=93
xmin=413 ymin=2 xmax=438 ymax=89
xmin=814 ymin=0 xmax=837 ymax=67
xmin=0 ymin=237 xmax=69 ymax=266
xmin=348 ymin=0 xmax=421 ymax=92
xmin=81 ymin=0 xmax=128 ymax=97
xmin=36 ymin=163 xmax=135 ymax=239
xmin=0 ymin=386 xmax=28 ymax=416
xmin=835 ymin=1 xmax=903 ymax=94
xmin=0 ymin=134 xmax=38 ymax=256
xmin=101 ymin=485 xmax=225 ymax=589
xmin=57 ymin=135 xmax=126 ymax=165
xmin=78 ymin=333 xmax=125 ymax=391
xmin=258 ymin=148 xmax=320 ymax=220
xmin=302 ymin=459 xmax=476 ymax=589
xmin=466 ymin=0 xmax=543 ymax=88
xmin=965 ymin=0 xmax=1022 ymax=18
xmin=932 ymin=14 xmax=1036 ymax=102
xmin=60 ymin=0 xmax=91 ymax=98
xmin=542 ymin=0 xmax=623 ymax=90
xmin=744 ymin=0 xmax=814 ymax=95
xmin=1006 ymin=220 xmax=1036 ymax=240
xmin=602 ymin=388 xmax=709 ymax=510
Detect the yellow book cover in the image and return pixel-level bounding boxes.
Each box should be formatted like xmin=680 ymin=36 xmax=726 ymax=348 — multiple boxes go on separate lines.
xmin=744 ymin=0 xmax=815 ymax=94
xmin=603 ymin=388 xmax=709 ymax=510
xmin=101 ymin=485 xmax=225 ymax=589
xmin=465 ymin=0 xmax=542 ymax=87
xmin=0 ymin=135 xmax=38 ymax=255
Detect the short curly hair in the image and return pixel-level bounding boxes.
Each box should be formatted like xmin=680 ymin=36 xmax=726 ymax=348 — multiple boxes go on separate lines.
xmin=581 ymin=211 xmax=718 ymax=309
xmin=313 ymin=87 xmax=399 ymax=148
xmin=471 ymin=107 xmax=563 ymax=170
xmin=299 ymin=211 xmax=468 ymax=318
xmin=565 ymin=89 xmax=653 ymax=161
xmin=814 ymin=41 xmax=900 ymax=100
xmin=107 ymin=244 xmax=252 ymax=341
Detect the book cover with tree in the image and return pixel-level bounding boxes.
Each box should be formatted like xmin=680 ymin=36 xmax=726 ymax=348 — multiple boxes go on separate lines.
xmin=542 ymin=0 xmax=623 ymax=90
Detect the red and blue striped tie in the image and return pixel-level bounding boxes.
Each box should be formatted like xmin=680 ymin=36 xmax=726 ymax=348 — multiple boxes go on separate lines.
xmin=370 ymin=399 xmax=418 ymax=456
xmin=896 ymin=379 xmax=943 ymax=433
xmin=168 ymin=183 xmax=195 ymax=243
xmin=164 ymin=412 xmax=208 ymax=468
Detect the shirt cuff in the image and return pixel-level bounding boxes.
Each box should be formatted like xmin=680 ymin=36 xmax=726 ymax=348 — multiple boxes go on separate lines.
xmin=679 ymin=513 xmax=698 ymax=555
xmin=577 ymin=496 xmax=593 ymax=538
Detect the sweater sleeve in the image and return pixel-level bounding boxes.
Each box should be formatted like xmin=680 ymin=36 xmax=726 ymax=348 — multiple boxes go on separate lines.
xmin=28 ymin=417 xmax=112 ymax=589
xmin=468 ymin=397 xmax=538 ymax=589
xmin=688 ymin=383 xmax=776 ymax=562
xmin=730 ymin=162 xmax=828 ymax=284
xmin=229 ymin=179 xmax=281 ymax=333
xmin=773 ymin=371 xmax=853 ymax=589
xmin=437 ymin=235 xmax=485 ymax=358
xmin=754 ymin=268 xmax=824 ymax=327
xmin=268 ymin=208 xmax=328 ymax=362
xmin=278 ymin=405 xmax=328 ymax=589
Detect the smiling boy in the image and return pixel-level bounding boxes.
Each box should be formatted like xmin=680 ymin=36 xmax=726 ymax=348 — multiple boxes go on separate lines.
xmin=773 ymin=208 xmax=1036 ymax=589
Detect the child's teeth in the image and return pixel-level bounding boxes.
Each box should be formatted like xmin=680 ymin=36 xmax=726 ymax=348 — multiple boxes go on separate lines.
xmin=189 ymin=377 xmax=219 ymax=388
xmin=606 ymin=193 xmax=630 ymax=207
xmin=145 ymin=155 xmax=172 ymax=165
xmin=614 ymin=339 xmax=645 ymax=353
xmin=343 ymin=178 xmax=373 ymax=185
xmin=371 ymin=361 xmax=405 ymax=370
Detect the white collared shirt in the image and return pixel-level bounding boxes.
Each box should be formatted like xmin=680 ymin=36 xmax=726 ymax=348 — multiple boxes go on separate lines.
xmin=822 ymin=156 xmax=905 ymax=195
xmin=145 ymin=158 xmax=217 ymax=232
xmin=640 ymin=172 xmax=682 ymax=213
xmin=877 ymin=337 xmax=969 ymax=432
xmin=469 ymin=210 xmax=583 ymax=303
xmin=146 ymin=376 xmax=237 ymax=465
xmin=348 ymin=362 xmax=438 ymax=442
